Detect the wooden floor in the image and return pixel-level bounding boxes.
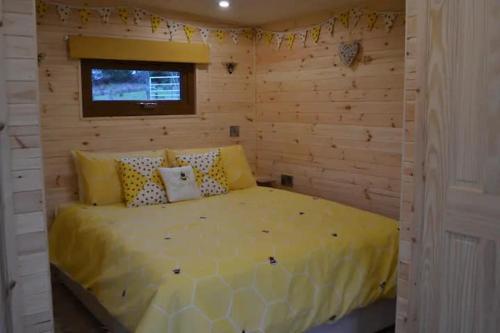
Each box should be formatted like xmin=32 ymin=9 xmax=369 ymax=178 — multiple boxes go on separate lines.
xmin=52 ymin=280 xmax=105 ymax=333
xmin=52 ymin=281 xmax=395 ymax=333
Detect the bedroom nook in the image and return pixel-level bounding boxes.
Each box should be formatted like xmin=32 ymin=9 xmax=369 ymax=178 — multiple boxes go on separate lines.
xmin=1 ymin=0 xmax=498 ymax=333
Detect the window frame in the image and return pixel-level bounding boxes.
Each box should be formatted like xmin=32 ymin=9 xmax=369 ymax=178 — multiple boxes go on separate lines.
xmin=80 ymin=59 xmax=196 ymax=118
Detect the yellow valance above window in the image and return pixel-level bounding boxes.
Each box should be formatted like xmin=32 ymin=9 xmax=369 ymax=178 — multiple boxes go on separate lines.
xmin=68 ymin=36 xmax=210 ymax=64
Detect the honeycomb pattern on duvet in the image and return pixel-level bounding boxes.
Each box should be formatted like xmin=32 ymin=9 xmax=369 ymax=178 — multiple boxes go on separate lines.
xmin=51 ymin=187 xmax=398 ymax=333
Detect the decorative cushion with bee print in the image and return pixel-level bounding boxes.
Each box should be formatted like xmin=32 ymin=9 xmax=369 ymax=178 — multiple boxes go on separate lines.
xmin=158 ymin=166 xmax=201 ymax=202
xmin=175 ymin=150 xmax=229 ymax=197
xmin=118 ymin=157 xmax=167 ymax=207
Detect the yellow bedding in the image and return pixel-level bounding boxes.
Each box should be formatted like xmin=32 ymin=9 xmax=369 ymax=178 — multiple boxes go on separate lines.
xmin=49 ymin=187 xmax=398 ymax=333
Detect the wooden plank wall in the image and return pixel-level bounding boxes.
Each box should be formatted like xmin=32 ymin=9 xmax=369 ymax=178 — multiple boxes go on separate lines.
xmin=255 ymin=14 xmax=405 ymax=219
xmin=2 ymin=0 xmax=54 ymax=331
xmin=36 ymin=9 xmax=256 ymax=220
xmin=395 ymin=0 xmax=416 ymax=332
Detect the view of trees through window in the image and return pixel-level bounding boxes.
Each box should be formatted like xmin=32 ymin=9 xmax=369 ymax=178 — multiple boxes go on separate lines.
xmin=91 ymin=68 xmax=181 ymax=101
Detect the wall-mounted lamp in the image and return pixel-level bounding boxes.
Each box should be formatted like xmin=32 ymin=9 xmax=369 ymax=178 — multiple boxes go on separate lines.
xmin=223 ymin=62 xmax=237 ymax=74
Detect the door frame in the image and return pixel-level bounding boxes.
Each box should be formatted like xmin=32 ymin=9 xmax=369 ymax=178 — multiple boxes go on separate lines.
xmin=0 ymin=0 xmax=22 ymax=330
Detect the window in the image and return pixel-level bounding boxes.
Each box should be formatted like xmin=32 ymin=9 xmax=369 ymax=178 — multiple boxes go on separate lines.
xmin=81 ymin=59 xmax=195 ymax=117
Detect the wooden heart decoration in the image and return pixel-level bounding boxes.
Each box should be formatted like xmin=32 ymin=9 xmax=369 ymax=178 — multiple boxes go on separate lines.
xmin=338 ymin=41 xmax=360 ymax=67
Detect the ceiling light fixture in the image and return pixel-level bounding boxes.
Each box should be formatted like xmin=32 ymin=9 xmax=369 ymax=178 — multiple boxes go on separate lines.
xmin=218 ymin=1 xmax=230 ymax=9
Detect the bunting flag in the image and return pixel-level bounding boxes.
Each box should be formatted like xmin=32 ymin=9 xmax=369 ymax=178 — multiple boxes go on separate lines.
xmin=183 ymin=25 xmax=196 ymax=42
xmin=118 ymin=8 xmax=129 ymax=24
xmin=78 ymin=6 xmax=91 ymax=25
xmin=350 ymin=8 xmax=363 ymax=28
xmin=383 ymin=13 xmax=397 ymax=32
xmin=255 ymin=29 xmax=264 ymax=41
xmin=133 ymin=8 xmax=147 ymax=25
xmin=326 ymin=17 xmax=336 ymax=36
xmin=275 ymin=32 xmax=284 ymax=49
xmin=285 ymin=33 xmax=295 ymax=49
xmin=98 ymin=8 xmax=112 ymax=24
xmin=36 ymin=0 xmax=49 ymax=19
xmin=167 ymin=21 xmax=181 ymax=41
xmin=367 ymin=11 xmax=378 ymax=31
xmin=243 ymin=28 xmax=254 ymax=40
xmin=199 ymin=28 xmax=210 ymax=43
xmin=56 ymin=4 xmax=71 ymax=22
xmin=263 ymin=31 xmax=274 ymax=45
xmin=215 ymin=29 xmax=225 ymax=42
xmin=39 ymin=1 xmax=401 ymax=51
xmin=151 ymin=15 xmax=162 ymax=33
xmin=230 ymin=29 xmax=239 ymax=44
xmin=339 ymin=10 xmax=349 ymax=29
xmin=297 ymin=30 xmax=307 ymax=47
xmin=311 ymin=25 xmax=321 ymax=44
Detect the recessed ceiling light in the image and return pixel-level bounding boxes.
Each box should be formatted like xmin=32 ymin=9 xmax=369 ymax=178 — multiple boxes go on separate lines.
xmin=218 ymin=1 xmax=230 ymax=9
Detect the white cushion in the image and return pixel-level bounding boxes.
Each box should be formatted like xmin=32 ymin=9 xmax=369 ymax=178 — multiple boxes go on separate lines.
xmin=158 ymin=166 xmax=201 ymax=203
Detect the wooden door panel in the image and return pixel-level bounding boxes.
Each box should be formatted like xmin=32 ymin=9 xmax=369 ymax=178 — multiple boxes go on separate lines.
xmin=415 ymin=0 xmax=500 ymax=332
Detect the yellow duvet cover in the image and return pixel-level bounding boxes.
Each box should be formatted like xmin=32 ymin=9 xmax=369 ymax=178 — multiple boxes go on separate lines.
xmin=49 ymin=187 xmax=398 ymax=333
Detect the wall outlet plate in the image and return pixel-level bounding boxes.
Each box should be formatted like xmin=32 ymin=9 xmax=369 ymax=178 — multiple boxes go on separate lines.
xmin=281 ymin=174 xmax=294 ymax=187
xmin=229 ymin=125 xmax=240 ymax=137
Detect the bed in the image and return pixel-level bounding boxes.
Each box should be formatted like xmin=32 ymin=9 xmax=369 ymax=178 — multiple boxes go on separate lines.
xmin=49 ymin=186 xmax=398 ymax=333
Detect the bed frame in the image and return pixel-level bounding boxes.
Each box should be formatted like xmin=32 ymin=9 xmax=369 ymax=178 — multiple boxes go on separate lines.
xmin=52 ymin=265 xmax=395 ymax=333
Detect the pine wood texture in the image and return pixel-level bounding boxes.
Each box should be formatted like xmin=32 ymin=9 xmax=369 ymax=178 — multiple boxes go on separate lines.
xmin=37 ymin=10 xmax=257 ymax=220
xmin=255 ymin=15 xmax=405 ymax=219
xmin=398 ymin=0 xmax=500 ymax=332
xmin=416 ymin=0 xmax=500 ymax=331
xmin=395 ymin=0 xmax=416 ymax=331
xmin=1 ymin=0 xmax=53 ymax=331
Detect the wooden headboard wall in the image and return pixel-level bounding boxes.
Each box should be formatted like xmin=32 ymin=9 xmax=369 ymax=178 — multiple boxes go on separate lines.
xmin=38 ymin=8 xmax=405 ymax=221
xmin=255 ymin=13 xmax=405 ymax=219
xmin=37 ymin=10 xmax=256 ymax=219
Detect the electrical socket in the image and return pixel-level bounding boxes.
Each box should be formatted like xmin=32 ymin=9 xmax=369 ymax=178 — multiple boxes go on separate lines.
xmin=229 ymin=125 xmax=240 ymax=137
xmin=281 ymin=174 xmax=294 ymax=187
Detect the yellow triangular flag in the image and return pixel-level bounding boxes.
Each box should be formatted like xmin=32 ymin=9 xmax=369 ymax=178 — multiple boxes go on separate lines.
xmin=311 ymin=26 xmax=321 ymax=44
xmin=264 ymin=31 xmax=274 ymax=45
xmin=151 ymin=15 xmax=162 ymax=33
xmin=184 ymin=25 xmax=196 ymax=42
xmin=286 ymin=33 xmax=295 ymax=49
xmin=243 ymin=28 xmax=254 ymax=40
xmin=79 ymin=6 xmax=91 ymax=25
xmin=339 ymin=10 xmax=349 ymax=28
xmin=215 ymin=29 xmax=225 ymax=42
xmin=118 ymin=8 xmax=129 ymax=24
xmin=367 ymin=12 xmax=378 ymax=31
xmin=36 ymin=0 xmax=48 ymax=19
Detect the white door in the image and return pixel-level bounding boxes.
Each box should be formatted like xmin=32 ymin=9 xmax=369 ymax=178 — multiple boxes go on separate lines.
xmin=415 ymin=0 xmax=500 ymax=332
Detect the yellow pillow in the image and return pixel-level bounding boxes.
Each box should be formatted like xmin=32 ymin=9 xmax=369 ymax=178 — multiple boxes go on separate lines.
xmin=167 ymin=145 xmax=255 ymax=190
xmin=73 ymin=149 xmax=165 ymax=206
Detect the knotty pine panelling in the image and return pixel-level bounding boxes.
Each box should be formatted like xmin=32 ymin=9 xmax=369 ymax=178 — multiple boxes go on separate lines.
xmin=255 ymin=15 xmax=405 ymax=219
xmin=37 ymin=10 xmax=256 ymax=220
xmin=2 ymin=0 xmax=53 ymax=331
xmin=395 ymin=0 xmax=416 ymax=332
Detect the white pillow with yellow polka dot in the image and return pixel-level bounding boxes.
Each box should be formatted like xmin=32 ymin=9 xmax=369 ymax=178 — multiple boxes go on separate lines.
xmin=175 ymin=150 xmax=229 ymax=197
xmin=118 ymin=157 xmax=167 ymax=207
